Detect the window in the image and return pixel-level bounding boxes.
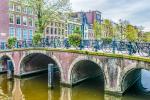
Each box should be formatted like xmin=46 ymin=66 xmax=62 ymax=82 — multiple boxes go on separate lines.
xmin=23 ymin=7 xmax=28 ymax=14
xmin=16 ymin=5 xmax=21 ymax=12
xmin=58 ymin=28 xmax=61 ymax=34
xmin=9 ymin=14 xmax=14 ymax=24
xmin=29 ymin=30 xmax=33 ymax=39
xmin=51 ymin=22 xmax=53 ymax=26
xmin=16 ymin=15 xmax=21 ymax=25
xmin=16 ymin=28 xmax=22 ymax=40
xmin=55 ymin=28 xmax=57 ymax=34
xmin=29 ymin=18 xmax=33 ymax=27
xmin=23 ymin=29 xmax=28 ymax=40
xmin=62 ymin=29 xmax=64 ymax=35
xmin=46 ymin=27 xmax=49 ymax=34
xmin=51 ymin=28 xmax=53 ymax=34
xmin=9 ymin=3 xmax=14 ymax=11
xmin=9 ymin=27 xmax=15 ymax=37
xmin=23 ymin=16 xmax=27 ymax=26
xmin=28 ymin=7 xmax=33 ymax=15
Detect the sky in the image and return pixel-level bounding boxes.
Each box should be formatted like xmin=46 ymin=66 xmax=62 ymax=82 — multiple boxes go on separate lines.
xmin=70 ymin=0 xmax=150 ymax=32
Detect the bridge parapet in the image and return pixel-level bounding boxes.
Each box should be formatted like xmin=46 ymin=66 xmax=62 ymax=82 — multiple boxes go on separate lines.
xmin=0 ymin=38 xmax=150 ymax=57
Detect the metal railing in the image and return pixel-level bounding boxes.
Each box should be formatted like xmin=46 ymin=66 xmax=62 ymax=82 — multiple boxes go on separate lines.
xmin=0 ymin=38 xmax=150 ymax=57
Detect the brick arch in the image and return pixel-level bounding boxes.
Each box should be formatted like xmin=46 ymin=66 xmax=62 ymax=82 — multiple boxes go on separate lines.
xmin=68 ymin=56 xmax=106 ymax=85
xmin=0 ymin=53 xmax=16 ymax=70
xmin=120 ymin=67 xmax=142 ymax=93
xmin=18 ymin=50 xmax=64 ymax=82
xmin=120 ymin=60 xmax=150 ymax=93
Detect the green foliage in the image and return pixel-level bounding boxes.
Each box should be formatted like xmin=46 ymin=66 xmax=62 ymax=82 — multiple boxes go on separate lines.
xmin=33 ymin=33 xmax=42 ymax=46
xmin=124 ymin=24 xmax=138 ymax=42
xmin=7 ymin=37 xmax=17 ymax=48
xmin=68 ymin=33 xmax=82 ymax=48
xmin=93 ymin=20 xmax=102 ymax=39
xmin=101 ymin=37 xmax=112 ymax=43
xmin=102 ymin=19 xmax=114 ymax=38
xmin=23 ymin=0 xmax=70 ymax=33
xmin=73 ymin=27 xmax=82 ymax=35
xmin=143 ymin=32 xmax=150 ymax=42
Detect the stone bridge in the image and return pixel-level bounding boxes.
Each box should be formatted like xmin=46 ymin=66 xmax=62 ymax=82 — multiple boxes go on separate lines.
xmin=0 ymin=48 xmax=149 ymax=95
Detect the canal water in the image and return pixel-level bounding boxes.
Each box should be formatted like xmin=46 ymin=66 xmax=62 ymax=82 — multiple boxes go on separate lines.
xmin=0 ymin=72 xmax=150 ymax=100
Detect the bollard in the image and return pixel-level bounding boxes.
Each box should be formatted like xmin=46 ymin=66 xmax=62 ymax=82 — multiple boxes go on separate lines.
xmin=48 ymin=64 xmax=54 ymax=89
xmin=7 ymin=60 xmax=13 ymax=80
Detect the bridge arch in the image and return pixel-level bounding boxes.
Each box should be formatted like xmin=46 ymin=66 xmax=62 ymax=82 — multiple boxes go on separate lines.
xmin=121 ymin=63 xmax=150 ymax=95
xmin=68 ymin=56 xmax=106 ymax=86
xmin=18 ymin=51 xmax=64 ymax=82
xmin=0 ymin=54 xmax=15 ymax=72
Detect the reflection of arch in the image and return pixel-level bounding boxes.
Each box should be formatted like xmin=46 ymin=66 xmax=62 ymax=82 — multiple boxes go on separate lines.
xmin=12 ymin=78 xmax=25 ymax=100
xmin=68 ymin=56 xmax=106 ymax=85
xmin=19 ymin=51 xmax=64 ymax=82
xmin=0 ymin=54 xmax=15 ymax=71
xmin=121 ymin=68 xmax=142 ymax=93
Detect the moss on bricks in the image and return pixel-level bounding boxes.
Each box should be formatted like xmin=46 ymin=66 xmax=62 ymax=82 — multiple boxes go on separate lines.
xmin=0 ymin=48 xmax=150 ymax=63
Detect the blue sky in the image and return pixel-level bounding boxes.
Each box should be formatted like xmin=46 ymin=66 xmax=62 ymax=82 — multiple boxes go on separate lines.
xmin=70 ymin=0 xmax=150 ymax=31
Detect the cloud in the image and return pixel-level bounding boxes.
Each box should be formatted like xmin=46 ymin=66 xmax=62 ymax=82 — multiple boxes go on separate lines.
xmin=70 ymin=0 xmax=150 ymax=31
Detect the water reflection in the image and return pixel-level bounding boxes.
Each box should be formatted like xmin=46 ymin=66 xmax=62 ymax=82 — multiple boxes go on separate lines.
xmin=0 ymin=74 xmax=150 ymax=100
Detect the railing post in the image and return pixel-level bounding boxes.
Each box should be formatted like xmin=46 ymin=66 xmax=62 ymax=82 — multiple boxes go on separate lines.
xmin=112 ymin=39 xmax=116 ymax=54
xmin=53 ymin=38 xmax=56 ymax=48
xmin=48 ymin=64 xmax=54 ymax=89
xmin=16 ymin=41 xmax=19 ymax=48
xmin=148 ymin=43 xmax=150 ymax=57
xmin=128 ymin=42 xmax=132 ymax=55
xmin=79 ymin=40 xmax=84 ymax=50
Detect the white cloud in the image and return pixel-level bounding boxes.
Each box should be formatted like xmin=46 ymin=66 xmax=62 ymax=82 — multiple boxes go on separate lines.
xmin=70 ymin=0 xmax=150 ymax=31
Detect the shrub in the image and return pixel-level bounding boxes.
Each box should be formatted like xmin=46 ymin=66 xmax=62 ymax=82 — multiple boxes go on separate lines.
xmin=68 ymin=33 xmax=82 ymax=48
xmin=33 ymin=33 xmax=42 ymax=46
xmin=7 ymin=37 xmax=17 ymax=49
xmin=101 ymin=37 xmax=112 ymax=44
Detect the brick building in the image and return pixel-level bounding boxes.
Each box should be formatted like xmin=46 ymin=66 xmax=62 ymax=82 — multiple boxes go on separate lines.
xmin=44 ymin=18 xmax=82 ymax=40
xmin=0 ymin=0 xmax=35 ymax=42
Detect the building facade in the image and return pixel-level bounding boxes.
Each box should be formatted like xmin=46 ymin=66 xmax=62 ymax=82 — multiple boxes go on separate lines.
xmin=45 ymin=18 xmax=82 ymax=40
xmin=45 ymin=20 xmax=66 ymax=40
xmin=66 ymin=18 xmax=82 ymax=37
xmin=0 ymin=0 xmax=35 ymax=42
xmin=72 ymin=11 xmax=102 ymax=40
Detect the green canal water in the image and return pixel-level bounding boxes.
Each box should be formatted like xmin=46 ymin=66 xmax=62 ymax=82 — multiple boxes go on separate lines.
xmin=0 ymin=73 xmax=150 ymax=100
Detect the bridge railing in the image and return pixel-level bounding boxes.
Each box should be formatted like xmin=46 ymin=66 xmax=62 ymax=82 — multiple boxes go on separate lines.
xmin=0 ymin=38 xmax=150 ymax=57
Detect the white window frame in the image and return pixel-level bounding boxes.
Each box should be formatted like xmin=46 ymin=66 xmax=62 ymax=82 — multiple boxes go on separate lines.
xmin=29 ymin=18 xmax=33 ymax=27
xmin=23 ymin=16 xmax=28 ymax=26
xmin=15 ymin=5 xmax=21 ymax=12
xmin=9 ymin=27 xmax=15 ymax=37
xmin=16 ymin=15 xmax=21 ymax=25
xmin=23 ymin=29 xmax=28 ymax=40
xmin=9 ymin=14 xmax=14 ymax=24
xmin=29 ymin=29 xmax=33 ymax=39
xmin=16 ymin=28 xmax=22 ymax=40
xmin=9 ymin=3 xmax=14 ymax=11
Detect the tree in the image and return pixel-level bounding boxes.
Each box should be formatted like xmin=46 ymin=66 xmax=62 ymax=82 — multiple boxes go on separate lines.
xmin=23 ymin=0 xmax=70 ymax=33
xmin=118 ymin=20 xmax=130 ymax=40
xmin=7 ymin=37 xmax=17 ymax=49
xmin=33 ymin=33 xmax=42 ymax=46
xmin=73 ymin=27 xmax=82 ymax=35
xmin=102 ymin=19 xmax=113 ymax=38
xmin=68 ymin=34 xmax=82 ymax=48
xmin=124 ymin=24 xmax=138 ymax=42
xmin=93 ymin=20 xmax=102 ymax=39
xmin=143 ymin=32 xmax=150 ymax=42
